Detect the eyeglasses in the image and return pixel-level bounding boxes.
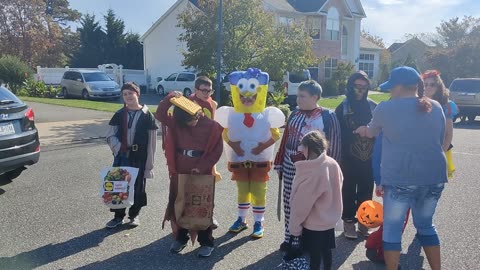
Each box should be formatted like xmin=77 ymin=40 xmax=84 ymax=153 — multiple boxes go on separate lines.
xmin=354 ymin=84 xmax=369 ymax=91
xmin=198 ymin=88 xmax=214 ymax=94
xmin=424 ymin=83 xmax=437 ymax=88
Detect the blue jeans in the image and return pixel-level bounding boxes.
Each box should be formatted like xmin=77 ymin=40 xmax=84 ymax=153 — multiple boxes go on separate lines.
xmin=383 ymin=183 xmax=445 ymax=251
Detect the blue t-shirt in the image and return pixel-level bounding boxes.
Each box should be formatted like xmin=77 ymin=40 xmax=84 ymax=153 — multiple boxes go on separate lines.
xmin=368 ymin=97 xmax=448 ymax=186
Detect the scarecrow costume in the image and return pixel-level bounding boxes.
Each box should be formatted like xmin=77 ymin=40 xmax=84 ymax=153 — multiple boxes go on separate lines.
xmin=156 ymin=93 xmax=223 ymax=249
xmin=215 ymin=68 xmax=285 ymax=238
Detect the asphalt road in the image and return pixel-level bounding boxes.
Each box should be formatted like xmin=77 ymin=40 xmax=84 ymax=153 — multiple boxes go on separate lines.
xmin=0 ymin=122 xmax=479 ymax=269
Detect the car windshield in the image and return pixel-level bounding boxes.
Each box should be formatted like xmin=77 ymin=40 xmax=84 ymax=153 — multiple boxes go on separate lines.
xmin=83 ymin=72 xmax=112 ymax=82
xmin=289 ymin=70 xmax=310 ymax=83
xmin=0 ymin=86 xmax=22 ymax=104
xmin=450 ymin=80 xmax=480 ymax=93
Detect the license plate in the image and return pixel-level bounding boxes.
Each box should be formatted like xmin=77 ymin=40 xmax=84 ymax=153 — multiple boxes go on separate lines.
xmin=0 ymin=122 xmax=15 ymax=136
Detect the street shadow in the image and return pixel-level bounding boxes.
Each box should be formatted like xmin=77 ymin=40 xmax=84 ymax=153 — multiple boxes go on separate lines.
xmin=77 ymin=232 xmax=252 ymax=270
xmin=400 ymin=238 xmax=425 ymax=270
xmin=352 ymin=260 xmax=386 ymax=270
xmin=0 ymin=227 xmax=132 ymax=269
xmin=332 ymin=234 xmax=364 ymax=269
xmin=0 ymin=174 xmax=12 ymax=186
xmin=240 ymin=250 xmax=283 ymax=270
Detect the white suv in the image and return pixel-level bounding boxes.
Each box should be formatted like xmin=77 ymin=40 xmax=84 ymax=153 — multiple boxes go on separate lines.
xmin=156 ymin=71 xmax=196 ymax=96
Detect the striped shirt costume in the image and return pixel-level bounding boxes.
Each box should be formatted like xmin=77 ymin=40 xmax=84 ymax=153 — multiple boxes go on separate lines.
xmin=274 ymin=107 xmax=341 ymax=244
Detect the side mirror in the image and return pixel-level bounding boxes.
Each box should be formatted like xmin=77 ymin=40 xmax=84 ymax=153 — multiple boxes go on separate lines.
xmin=157 ymin=77 xmax=163 ymax=82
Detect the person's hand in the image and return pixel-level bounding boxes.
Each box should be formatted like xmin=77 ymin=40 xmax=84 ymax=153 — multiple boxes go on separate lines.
xmin=354 ymin=126 xmax=367 ymax=137
xmin=172 ymin=91 xmax=183 ymax=98
xmin=375 ymin=185 xmax=384 ymax=197
xmin=191 ymin=168 xmax=200 ymax=174
xmin=251 ymin=142 xmax=266 ymax=155
xmin=229 ymin=141 xmax=244 ymax=156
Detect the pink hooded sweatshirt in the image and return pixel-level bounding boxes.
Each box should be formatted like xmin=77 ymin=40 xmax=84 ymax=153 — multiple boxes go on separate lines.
xmin=289 ymin=152 xmax=344 ymax=236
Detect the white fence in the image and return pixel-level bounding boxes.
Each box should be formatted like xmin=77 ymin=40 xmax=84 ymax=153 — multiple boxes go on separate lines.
xmin=36 ymin=64 xmax=147 ymax=87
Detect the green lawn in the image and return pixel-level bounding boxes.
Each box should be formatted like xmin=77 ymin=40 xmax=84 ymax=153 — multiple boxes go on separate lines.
xmin=319 ymin=93 xmax=390 ymax=109
xmin=21 ymin=96 xmax=124 ymax=113
xmin=20 ymin=93 xmax=390 ymax=113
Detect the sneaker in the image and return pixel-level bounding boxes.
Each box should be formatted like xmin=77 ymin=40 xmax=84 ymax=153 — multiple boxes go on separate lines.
xmin=343 ymin=221 xmax=358 ymax=239
xmin=128 ymin=217 xmax=140 ymax=227
xmin=251 ymin=221 xmax=264 ymax=238
xmin=170 ymin=240 xmax=187 ymax=254
xmin=229 ymin=217 xmax=248 ymax=233
xmin=279 ymin=242 xmax=289 ymax=252
xmin=212 ymin=217 xmax=219 ymax=230
xmin=106 ymin=217 xmax=123 ymax=229
xmin=358 ymin=223 xmax=371 ymax=237
xmin=197 ymin=245 xmax=215 ymax=257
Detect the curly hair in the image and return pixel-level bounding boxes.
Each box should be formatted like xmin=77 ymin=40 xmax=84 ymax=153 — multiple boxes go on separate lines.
xmin=422 ymin=70 xmax=449 ymax=105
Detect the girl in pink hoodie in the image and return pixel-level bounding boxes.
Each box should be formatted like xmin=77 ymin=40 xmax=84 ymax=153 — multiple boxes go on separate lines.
xmin=289 ymin=130 xmax=343 ymax=270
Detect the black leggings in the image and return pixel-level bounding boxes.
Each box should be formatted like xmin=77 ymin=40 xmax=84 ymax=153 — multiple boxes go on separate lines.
xmin=310 ymin=248 xmax=332 ymax=270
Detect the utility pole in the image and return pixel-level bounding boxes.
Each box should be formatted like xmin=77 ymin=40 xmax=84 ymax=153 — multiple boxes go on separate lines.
xmin=215 ymin=0 xmax=223 ymax=104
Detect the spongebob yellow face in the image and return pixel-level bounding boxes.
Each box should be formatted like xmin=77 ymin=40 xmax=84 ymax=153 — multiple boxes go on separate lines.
xmin=229 ymin=68 xmax=269 ymax=113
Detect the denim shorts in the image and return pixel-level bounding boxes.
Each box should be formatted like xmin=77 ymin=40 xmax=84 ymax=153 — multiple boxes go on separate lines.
xmin=383 ymin=183 xmax=445 ymax=251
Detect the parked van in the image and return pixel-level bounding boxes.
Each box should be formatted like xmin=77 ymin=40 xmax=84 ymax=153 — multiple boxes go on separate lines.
xmin=282 ymin=70 xmax=311 ymax=107
xmin=449 ymin=78 xmax=480 ymax=122
xmin=60 ymin=70 xmax=121 ymax=100
xmin=156 ymin=71 xmax=197 ymax=96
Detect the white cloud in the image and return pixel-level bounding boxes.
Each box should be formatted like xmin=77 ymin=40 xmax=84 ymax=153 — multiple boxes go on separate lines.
xmin=362 ymin=0 xmax=472 ymax=46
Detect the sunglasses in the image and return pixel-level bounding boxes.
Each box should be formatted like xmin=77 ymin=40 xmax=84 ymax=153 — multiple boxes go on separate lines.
xmin=424 ymin=83 xmax=437 ymax=88
xmin=198 ymin=88 xmax=214 ymax=94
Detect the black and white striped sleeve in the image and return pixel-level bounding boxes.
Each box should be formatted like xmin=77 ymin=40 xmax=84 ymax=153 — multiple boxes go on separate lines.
xmin=327 ymin=111 xmax=342 ymax=162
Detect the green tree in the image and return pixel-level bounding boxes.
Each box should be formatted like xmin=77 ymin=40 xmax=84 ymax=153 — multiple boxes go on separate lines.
xmin=124 ymin=33 xmax=144 ymax=69
xmin=434 ymin=16 xmax=480 ymax=48
xmin=177 ymin=0 xmax=315 ymax=80
xmin=71 ymin=14 xmax=105 ymax=67
xmin=104 ymin=9 xmax=126 ymax=65
xmin=0 ymin=55 xmax=34 ymax=93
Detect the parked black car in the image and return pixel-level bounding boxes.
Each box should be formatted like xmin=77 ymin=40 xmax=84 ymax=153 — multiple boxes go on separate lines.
xmin=0 ymin=86 xmax=40 ymax=179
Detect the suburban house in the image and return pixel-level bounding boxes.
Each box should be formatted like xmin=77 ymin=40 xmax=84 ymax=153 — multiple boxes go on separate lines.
xmin=388 ymin=37 xmax=431 ymax=72
xmin=140 ymin=0 xmax=379 ymax=90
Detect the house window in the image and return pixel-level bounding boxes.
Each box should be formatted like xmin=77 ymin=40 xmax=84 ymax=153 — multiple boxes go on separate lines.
xmin=341 ymin=26 xmax=348 ymax=55
xmin=359 ymin=52 xmax=375 ymax=79
xmin=279 ymin=16 xmax=294 ymax=26
xmin=307 ymin=16 xmax=321 ymax=39
xmin=324 ymin=58 xmax=338 ymax=79
xmin=326 ymin=8 xmax=340 ymax=40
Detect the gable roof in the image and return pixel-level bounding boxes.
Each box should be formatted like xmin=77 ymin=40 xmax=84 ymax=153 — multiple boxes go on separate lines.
xmin=264 ymin=0 xmax=297 ymax=13
xmin=287 ymin=0 xmax=328 ymax=12
xmin=388 ymin=38 xmax=429 ymax=53
xmin=360 ymin=36 xmax=383 ymax=51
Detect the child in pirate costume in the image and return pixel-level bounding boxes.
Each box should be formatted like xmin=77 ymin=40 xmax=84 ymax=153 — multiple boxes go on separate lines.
xmin=156 ymin=91 xmax=223 ymax=258
xmin=274 ymin=80 xmax=341 ymax=250
xmin=334 ymin=71 xmax=377 ymax=239
xmin=105 ymin=82 xmax=158 ymax=229
xmin=215 ymin=68 xmax=285 ymax=238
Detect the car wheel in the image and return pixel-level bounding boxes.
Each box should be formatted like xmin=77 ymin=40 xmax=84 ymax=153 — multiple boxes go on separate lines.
xmin=63 ymin=87 xmax=69 ymax=98
xmin=82 ymin=89 xmax=90 ymax=100
xmin=6 ymin=167 xmax=26 ymax=180
xmin=184 ymin=88 xmax=192 ymax=96
xmin=467 ymin=113 xmax=476 ymax=123
xmin=157 ymin=85 xmax=165 ymax=96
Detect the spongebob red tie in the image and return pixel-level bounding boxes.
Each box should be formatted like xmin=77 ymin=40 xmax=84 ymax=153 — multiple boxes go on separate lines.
xmin=243 ymin=113 xmax=254 ymax=128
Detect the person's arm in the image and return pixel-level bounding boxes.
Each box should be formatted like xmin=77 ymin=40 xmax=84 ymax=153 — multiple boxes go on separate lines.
xmin=251 ymin=128 xmax=280 ymax=155
xmin=154 ymin=92 xmax=178 ymax=127
xmin=144 ymin=129 xmax=157 ymax=178
xmin=355 ymin=103 xmax=384 ymax=138
xmin=106 ymin=125 xmax=121 ymax=156
xmin=443 ymin=118 xmax=453 ymax=152
xmin=326 ymin=112 xmax=342 ymax=162
xmin=289 ymin=179 xmax=324 ymax=237
xmin=196 ymin=126 xmax=224 ymax=173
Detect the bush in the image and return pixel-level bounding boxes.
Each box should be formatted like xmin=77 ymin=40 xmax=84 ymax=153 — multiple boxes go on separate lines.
xmin=19 ymin=79 xmax=60 ymax=98
xmin=321 ymin=79 xmax=340 ymax=97
xmin=0 ymin=55 xmax=34 ymax=93
xmin=277 ymin=104 xmax=291 ymax=121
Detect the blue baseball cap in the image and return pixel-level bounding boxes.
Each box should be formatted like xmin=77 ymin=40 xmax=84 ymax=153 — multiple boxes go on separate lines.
xmin=379 ymin=66 xmax=421 ymax=91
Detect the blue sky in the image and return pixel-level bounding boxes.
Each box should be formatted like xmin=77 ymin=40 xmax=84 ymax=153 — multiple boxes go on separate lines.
xmin=69 ymin=0 xmax=479 ymax=46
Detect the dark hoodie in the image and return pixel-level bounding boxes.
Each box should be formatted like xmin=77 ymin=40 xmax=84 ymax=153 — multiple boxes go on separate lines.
xmin=335 ymin=71 xmax=377 ymax=164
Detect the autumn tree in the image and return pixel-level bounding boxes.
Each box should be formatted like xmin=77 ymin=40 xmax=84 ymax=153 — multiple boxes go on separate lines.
xmin=177 ymin=0 xmax=316 ymax=81
xmin=0 ymin=0 xmax=80 ymax=67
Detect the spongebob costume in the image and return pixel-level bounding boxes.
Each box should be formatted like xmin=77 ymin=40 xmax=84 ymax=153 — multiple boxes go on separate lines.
xmin=215 ymin=68 xmax=285 ymax=238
